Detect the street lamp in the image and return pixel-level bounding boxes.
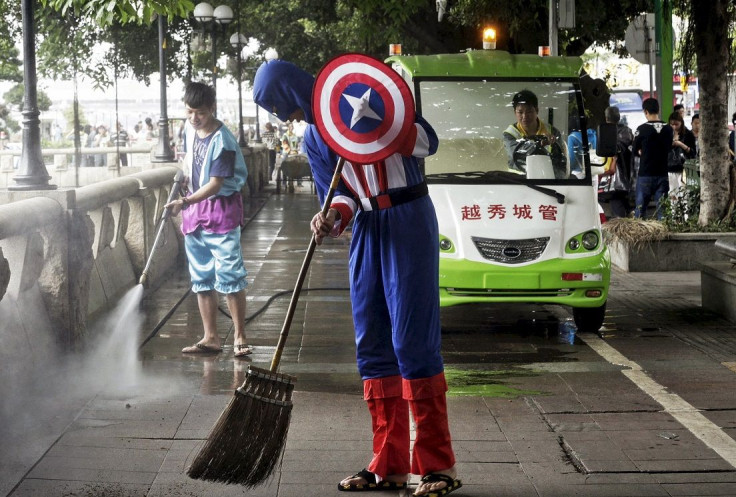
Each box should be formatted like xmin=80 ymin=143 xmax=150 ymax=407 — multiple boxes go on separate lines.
xmin=230 ymin=32 xmax=247 ymax=147
xmin=10 ymin=0 xmax=55 ymax=190
xmin=193 ymin=2 xmax=233 ymax=100
xmin=244 ymin=48 xmax=278 ymax=144
xmin=152 ymin=14 xmax=174 ymax=162
xmin=251 ymin=48 xmax=279 ymax=143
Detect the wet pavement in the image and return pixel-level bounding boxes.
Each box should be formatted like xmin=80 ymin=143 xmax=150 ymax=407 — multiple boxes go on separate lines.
xmin=2 ymin=184 xmax=736 ymax=496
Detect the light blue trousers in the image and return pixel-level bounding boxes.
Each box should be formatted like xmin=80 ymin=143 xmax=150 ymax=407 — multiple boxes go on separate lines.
xmin=184 ymin=227 xmax=248 ymax=294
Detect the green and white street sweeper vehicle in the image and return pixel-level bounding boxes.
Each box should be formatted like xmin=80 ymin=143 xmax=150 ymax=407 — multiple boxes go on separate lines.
xmin=386 ymin=48 xmax=612 ymax=332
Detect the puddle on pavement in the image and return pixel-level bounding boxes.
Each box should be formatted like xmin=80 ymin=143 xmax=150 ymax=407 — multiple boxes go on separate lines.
xmin=445 ymin=367 xmax=543 ymax=398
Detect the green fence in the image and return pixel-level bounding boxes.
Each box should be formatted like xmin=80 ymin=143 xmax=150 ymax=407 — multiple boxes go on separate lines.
xmin=683 ymin=159 xmax=700 ymax=187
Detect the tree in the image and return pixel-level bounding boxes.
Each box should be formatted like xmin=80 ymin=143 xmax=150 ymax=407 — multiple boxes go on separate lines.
xmin=0 ymin=44 xmax=22 ymax=83
xmin=448 ymin=0 xmax=651 ymax=55
xmin=40 ymin=0 xmax=194 ymax=25
xmin=674 ymin=0 xmax=736 ymax=225
xmin=3 ymin=83 xmax=52 ymax=112
xmin=0 ymin=103 xmax=19 ymax=133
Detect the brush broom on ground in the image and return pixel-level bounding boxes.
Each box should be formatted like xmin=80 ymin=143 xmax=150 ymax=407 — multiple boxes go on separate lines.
xmin=187 ymin=157 xmax=346 ymax=487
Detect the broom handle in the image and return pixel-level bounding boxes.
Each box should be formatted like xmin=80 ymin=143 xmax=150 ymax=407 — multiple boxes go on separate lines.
xmin=269 ymin=156 xmax=346 ymax=372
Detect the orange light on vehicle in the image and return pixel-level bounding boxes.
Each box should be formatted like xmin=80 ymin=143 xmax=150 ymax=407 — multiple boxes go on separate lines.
xmin=538 ymin=46 xmax=551 ymax=57
xmin=482 ymin=28 xmax=496 ymax=50
xmin=389 ymin=44 xmax=402 ymax=56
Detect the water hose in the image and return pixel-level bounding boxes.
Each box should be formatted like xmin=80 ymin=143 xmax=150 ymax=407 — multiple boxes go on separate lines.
xmin=139 ymin=169 xmax=184 ymax=287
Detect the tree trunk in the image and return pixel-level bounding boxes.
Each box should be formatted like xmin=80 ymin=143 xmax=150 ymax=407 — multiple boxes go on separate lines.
xmin=693 ymin=0 xmax=731 ymax=225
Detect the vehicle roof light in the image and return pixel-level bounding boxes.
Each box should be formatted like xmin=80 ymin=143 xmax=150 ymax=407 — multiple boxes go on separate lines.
xmin=538 ymin=46 xmax=551 ymax=57
xmin=482 ymin=28 xmax=497 ymax=50
xmin=389 ymin=43 xmax=402 ymax=56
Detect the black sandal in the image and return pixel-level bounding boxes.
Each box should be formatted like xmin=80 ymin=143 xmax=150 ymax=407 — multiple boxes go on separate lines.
xmin=337 ymin=468 xmax=408 ymax=492
xmin=413 ymin=473 xmax=462 ymax=497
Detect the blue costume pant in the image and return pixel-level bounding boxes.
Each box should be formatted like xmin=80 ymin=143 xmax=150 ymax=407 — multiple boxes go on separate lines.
xmin=349 ymin=195 xmax=444 ymax=381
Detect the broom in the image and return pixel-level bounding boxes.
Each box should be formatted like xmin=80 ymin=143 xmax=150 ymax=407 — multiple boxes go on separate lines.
xmin=187 ymin=157 xmax=346 ymax=487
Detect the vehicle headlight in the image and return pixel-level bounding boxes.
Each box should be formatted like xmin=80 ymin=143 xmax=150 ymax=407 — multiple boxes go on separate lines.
xmin=568 ymin=238 xmax=580 ymax=251
xmin=582 ymin=231 xmax=599 ymax=250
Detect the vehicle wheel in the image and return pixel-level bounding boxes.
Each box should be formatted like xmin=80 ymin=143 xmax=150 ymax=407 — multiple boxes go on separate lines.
xmin=573 ymin=303 xmax=606 ymax=332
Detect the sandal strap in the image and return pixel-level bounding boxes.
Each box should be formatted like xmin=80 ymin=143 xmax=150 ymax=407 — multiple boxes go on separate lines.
xmin=419 ymin=473 xmax=455 ymax=486
xmin=351 ymin=468 xmax=376 ymax=485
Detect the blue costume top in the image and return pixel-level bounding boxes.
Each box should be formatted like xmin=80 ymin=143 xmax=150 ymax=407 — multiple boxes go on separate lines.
xmin=254 ymin=60 xmax=445 ymax=383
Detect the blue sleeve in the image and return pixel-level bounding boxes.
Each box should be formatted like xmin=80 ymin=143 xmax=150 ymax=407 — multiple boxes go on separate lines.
xmin=209 ymin=129 xmax=235 ymax=177
xmin=304 ymin=126 xmax=352 ymax=207
xmin=210 ymin=150 xmax=235 ymax=177
xmin=415 ymin=113 xmax=439 ymax=156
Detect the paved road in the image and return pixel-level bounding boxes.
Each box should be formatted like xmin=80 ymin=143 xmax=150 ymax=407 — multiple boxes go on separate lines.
xmin=2 ymin=186 xmax=736 ymax=496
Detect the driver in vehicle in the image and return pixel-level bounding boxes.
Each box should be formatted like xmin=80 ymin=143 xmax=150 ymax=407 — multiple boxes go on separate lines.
xmin=502 ymin=89 xmax=566 ymax=177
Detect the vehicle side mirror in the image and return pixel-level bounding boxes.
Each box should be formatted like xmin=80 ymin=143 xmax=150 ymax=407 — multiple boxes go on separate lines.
xmin=596 ymin=123 xmax=617 ymax=157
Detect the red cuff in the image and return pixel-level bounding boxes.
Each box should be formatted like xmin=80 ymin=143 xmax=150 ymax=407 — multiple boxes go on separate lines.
xmin=402 ymin=372 xmax=448 ymax=400
xmin=363 ymin=375 xmax=403 ymax=400
xmin=330 ymin=203 xmax=353 ymax=236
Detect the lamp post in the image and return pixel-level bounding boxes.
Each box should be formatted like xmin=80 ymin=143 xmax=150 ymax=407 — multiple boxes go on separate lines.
xmin=10 ymin=0 xmax=55 ymax=190
xmin=244 ymin=49 xmax=277 ymax=144
xmin=230 ymin=32 xmax=247 ymax=146
xmin=193 ymin=2 xmax=233 ymax=104
xmin=152 ymin=14 xmax=175 ymax=162
xmin=254 ymin=48 xmax=280 ymax=143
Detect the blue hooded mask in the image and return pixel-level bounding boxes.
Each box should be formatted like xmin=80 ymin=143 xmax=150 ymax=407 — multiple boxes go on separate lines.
xmin=253 ymin=60 xmax=315 ymax=124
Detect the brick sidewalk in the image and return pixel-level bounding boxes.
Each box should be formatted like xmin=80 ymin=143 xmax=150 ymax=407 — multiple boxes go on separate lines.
xmin=5 ymin=188 xmax=736 ymax=497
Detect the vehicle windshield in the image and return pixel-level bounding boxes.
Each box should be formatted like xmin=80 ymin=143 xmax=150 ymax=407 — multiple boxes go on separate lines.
xmin=419 ymin=79 xmax=595 ymax=185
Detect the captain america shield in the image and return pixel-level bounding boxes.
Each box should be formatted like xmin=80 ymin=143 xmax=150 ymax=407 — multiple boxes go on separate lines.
xmin=312 ymin=53 xmax=415 ymax=164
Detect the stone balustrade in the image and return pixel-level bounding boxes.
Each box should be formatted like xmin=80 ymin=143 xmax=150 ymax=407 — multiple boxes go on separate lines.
xmin=0 ymin=145 xmax=268 ymax=373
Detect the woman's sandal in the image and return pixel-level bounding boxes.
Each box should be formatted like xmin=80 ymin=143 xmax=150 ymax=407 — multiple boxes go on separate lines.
xmin=337 ymin=468 xmax=408 ymax=492
xmin=413 ymin=473 xmax=462 ymax=497
xmin=234 ymin=344 xmax=252 ymax=357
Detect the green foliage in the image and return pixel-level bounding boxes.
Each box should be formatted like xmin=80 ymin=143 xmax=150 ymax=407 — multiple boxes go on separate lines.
xmin=2 ymin=83 xmax=52 ymax=111
xmin=40 ymin=0 xmax=194 ymax=26
xmin=0 ymin=0 xmax=21 ymax=82
xmin=0 ymin=102 xmax=19 ymax=133
xmin=62 ymin=104 xmax=88 ymax=130
xmin=36 ymin=8 xmax=110 ymax=88
xmin=672 ymin=0 xmax=736 ymax=77
xmin=448 ymin=0 xmax=650 ymax=55
xmin=660 ymin=184 xmax=736 ymax=232
xmin=0 ymin=43 xmax=22 ymax=83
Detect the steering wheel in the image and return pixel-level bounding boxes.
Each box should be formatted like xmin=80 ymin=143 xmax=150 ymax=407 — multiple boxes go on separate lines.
xmin=512 ymin=135 xmax=568 ymax=178
xmin=511 ymin=135 xmax=550 ymax=172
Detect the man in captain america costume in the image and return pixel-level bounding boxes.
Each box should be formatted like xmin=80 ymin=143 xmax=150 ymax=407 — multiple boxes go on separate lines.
xmin=253 ymin=58 xmax=461 ymax=497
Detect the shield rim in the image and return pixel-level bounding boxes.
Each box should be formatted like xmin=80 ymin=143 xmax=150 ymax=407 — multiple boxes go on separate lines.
xmin=312 ymin=52 xmax=415 ymax=164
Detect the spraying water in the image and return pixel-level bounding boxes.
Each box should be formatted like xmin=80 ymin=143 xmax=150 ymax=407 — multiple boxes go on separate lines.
xmin=82 ymin=283 xmax=145 ymax=392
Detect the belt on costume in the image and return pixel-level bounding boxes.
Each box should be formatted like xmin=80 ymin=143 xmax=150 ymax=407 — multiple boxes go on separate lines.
xmin=359 ymin=181 xmax=428 ymax=212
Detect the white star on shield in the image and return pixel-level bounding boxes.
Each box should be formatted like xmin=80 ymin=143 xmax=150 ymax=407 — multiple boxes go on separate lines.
xmin=342 ymin=88 xmax=382 ymax=129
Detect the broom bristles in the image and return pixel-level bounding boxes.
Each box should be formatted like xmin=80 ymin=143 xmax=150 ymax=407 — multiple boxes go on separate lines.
xmin=187 ymin=366 xmax=296 ymax=487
